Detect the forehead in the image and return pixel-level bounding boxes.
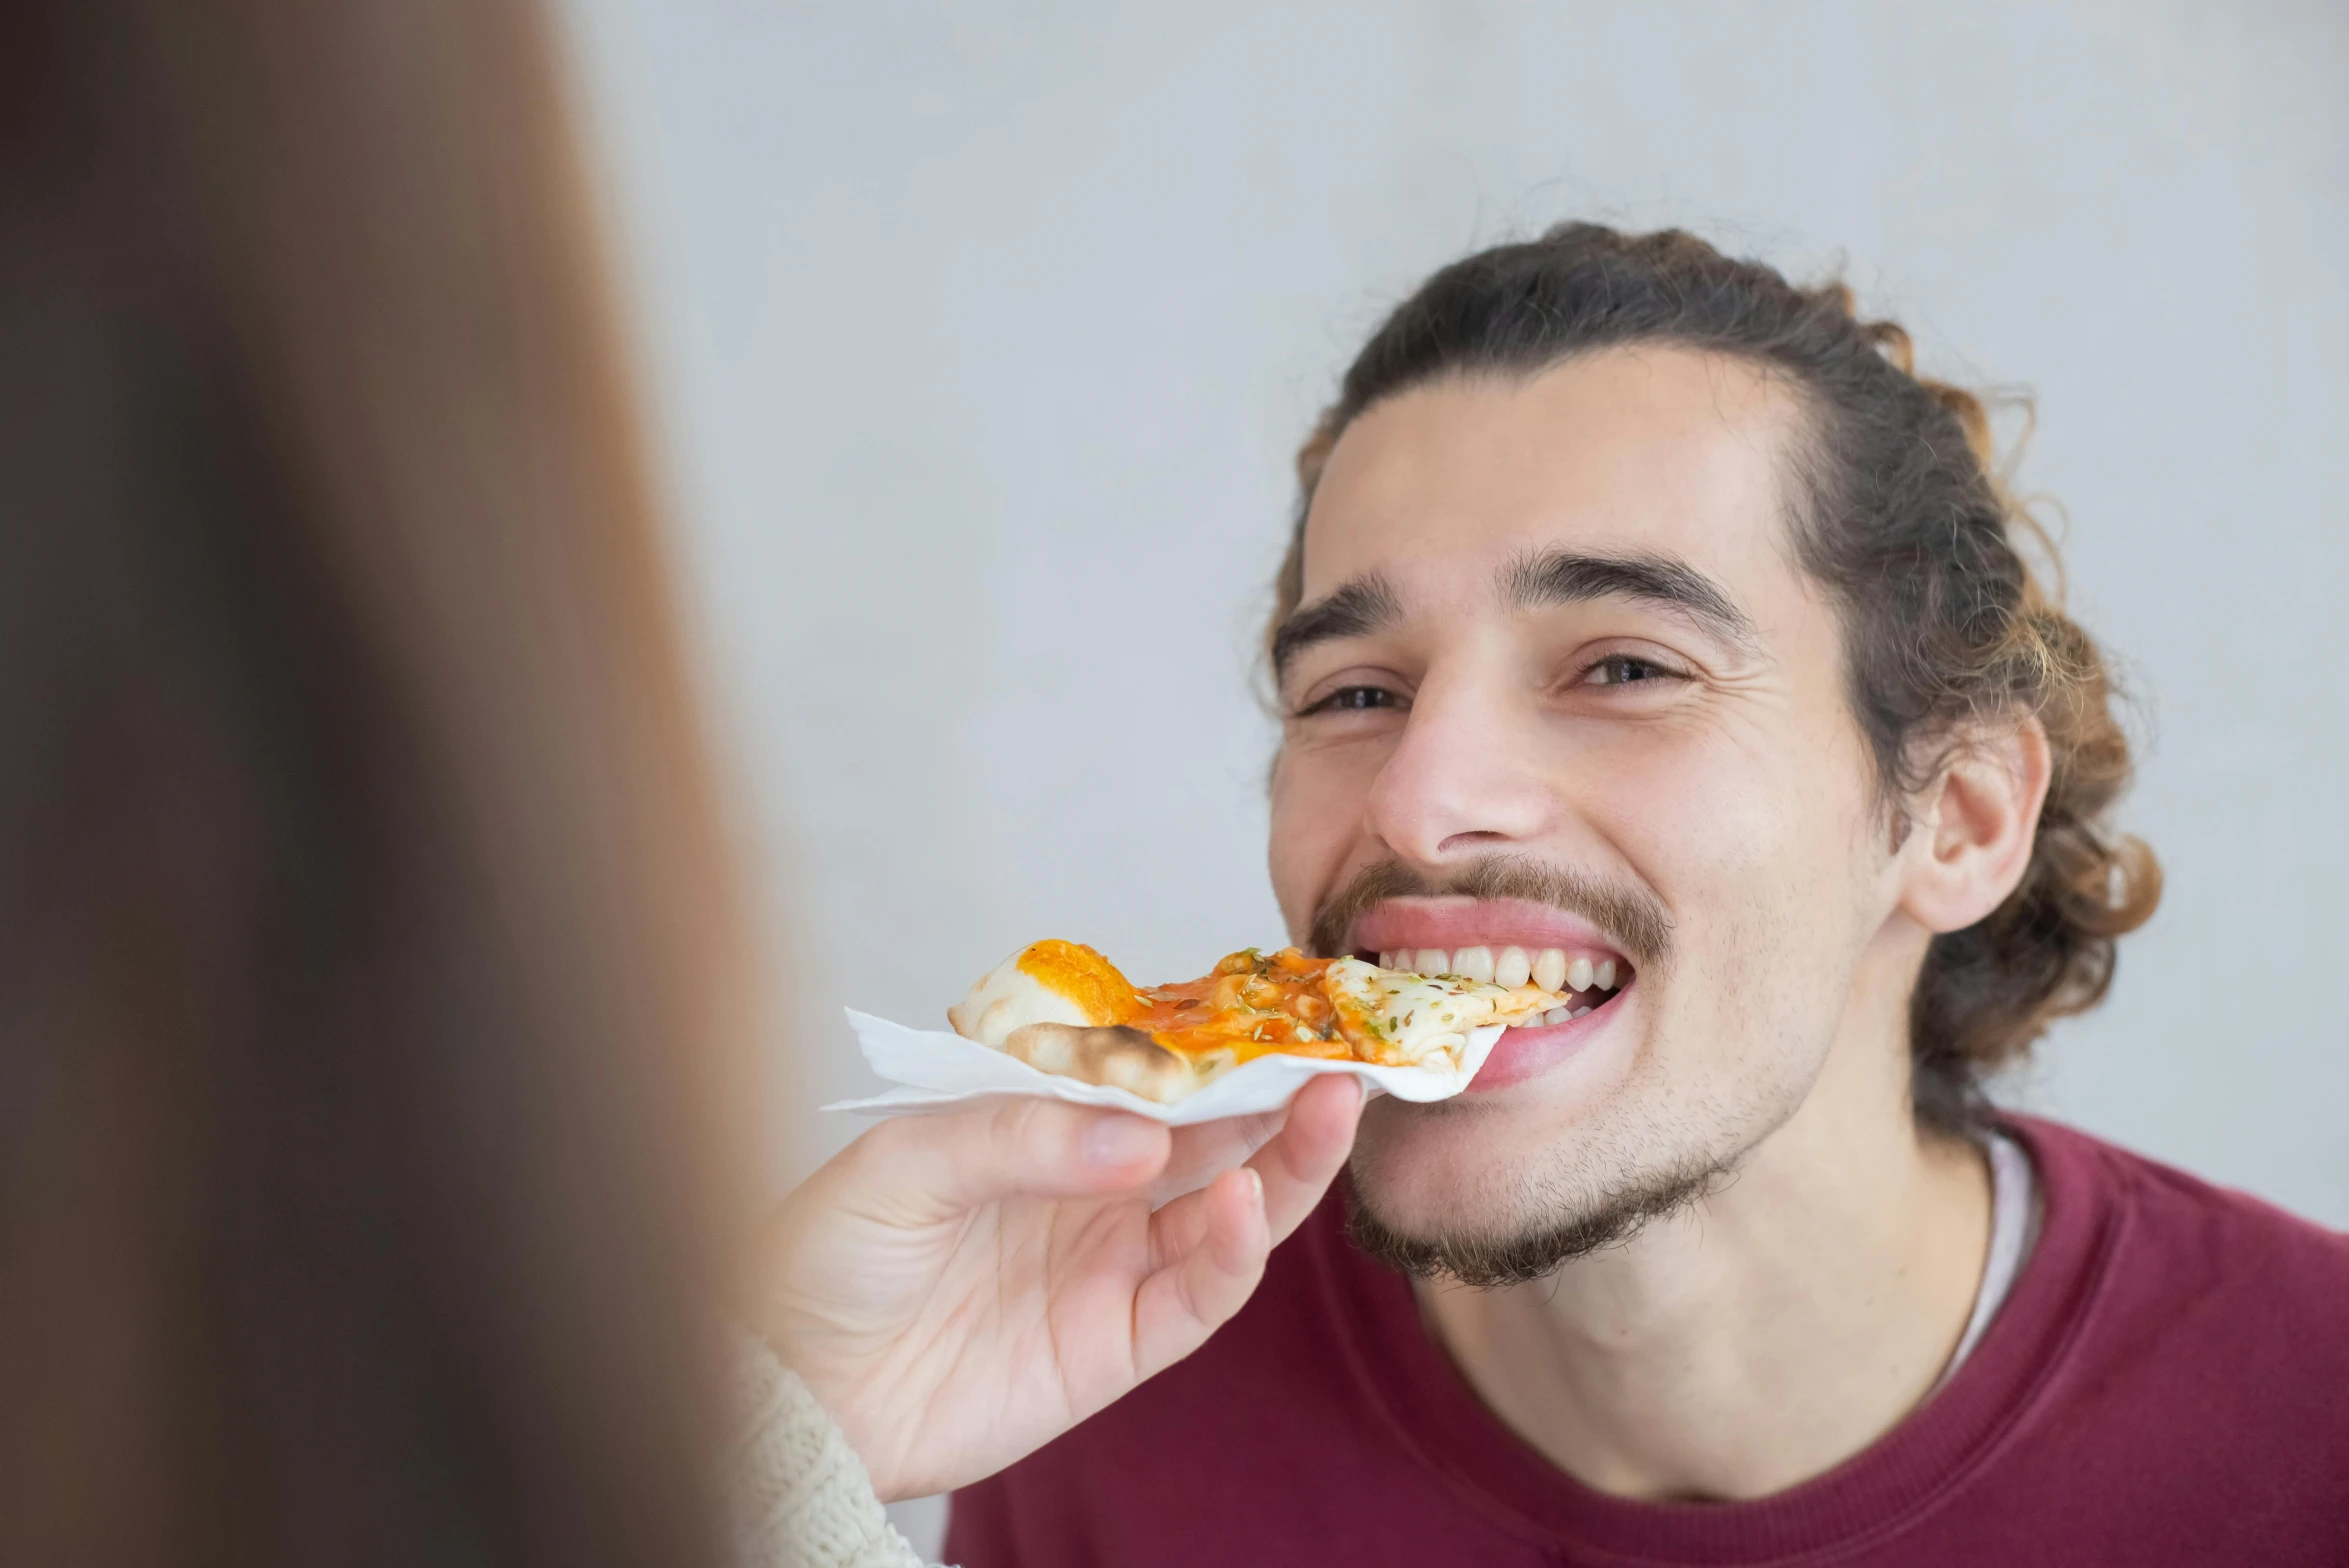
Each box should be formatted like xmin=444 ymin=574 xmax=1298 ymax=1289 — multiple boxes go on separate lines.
xmin=1301 ymin=346 xmax=1808 ymax=603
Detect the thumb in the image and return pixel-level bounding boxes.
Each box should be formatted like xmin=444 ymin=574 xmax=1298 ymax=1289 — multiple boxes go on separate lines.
xmin=846 ymin=1097 xmax=1173 ymax=1223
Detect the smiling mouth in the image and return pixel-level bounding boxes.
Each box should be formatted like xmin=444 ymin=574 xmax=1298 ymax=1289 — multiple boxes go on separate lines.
xmin=1350 ymin=941 xmax=1631 ymax=1025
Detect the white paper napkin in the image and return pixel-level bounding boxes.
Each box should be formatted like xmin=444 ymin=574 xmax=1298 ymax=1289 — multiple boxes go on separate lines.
xmin=823 ymin=1009 xmax=1505 ymax=1126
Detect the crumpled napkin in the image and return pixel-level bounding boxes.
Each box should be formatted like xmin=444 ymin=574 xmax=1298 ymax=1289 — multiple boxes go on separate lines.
xmin=823 ymin=1009 xmax=1505 ymax=1126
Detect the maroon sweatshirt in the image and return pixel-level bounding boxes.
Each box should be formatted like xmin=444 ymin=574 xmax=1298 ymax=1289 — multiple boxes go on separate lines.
xmin=948 ymin=1117 xmax=2349 ymax=1566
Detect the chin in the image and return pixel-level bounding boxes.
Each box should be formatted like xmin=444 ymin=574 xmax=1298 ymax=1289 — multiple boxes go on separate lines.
xmin=1347 ymin=1084 xmax=1608 ymax=1244
xmin=1346 ymin=1084 xmax=1749 ymax=1286
xmin=1343 ymin=1026 xmax=1727 ymax=1256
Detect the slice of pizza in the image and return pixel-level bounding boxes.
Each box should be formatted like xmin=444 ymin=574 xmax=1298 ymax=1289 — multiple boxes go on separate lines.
xmin=947 ymin=939 xmax=1566 ymax=1103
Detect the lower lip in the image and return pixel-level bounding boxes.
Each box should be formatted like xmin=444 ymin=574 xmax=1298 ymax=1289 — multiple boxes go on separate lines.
xmin=1467 ymin=987 xmax=1628 ymax=1092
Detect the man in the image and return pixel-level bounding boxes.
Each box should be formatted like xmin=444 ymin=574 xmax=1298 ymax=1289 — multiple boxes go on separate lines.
xmin=945 ymin=225 xmax=2349 ymax=1564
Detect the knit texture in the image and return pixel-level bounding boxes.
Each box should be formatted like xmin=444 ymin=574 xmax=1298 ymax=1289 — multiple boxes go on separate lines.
xmin=732 ymin=1333 xmax=929 ymax=1568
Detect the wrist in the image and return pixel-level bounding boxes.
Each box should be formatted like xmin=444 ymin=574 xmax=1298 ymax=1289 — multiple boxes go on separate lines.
xmin=746 ymin=1326 xmax=905 ymax=1501
xmin=730 ymin=1333 xmax=922 ymax=1562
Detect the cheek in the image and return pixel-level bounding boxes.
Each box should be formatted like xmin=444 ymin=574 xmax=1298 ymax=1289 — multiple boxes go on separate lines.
xmin=1592 ymin=721 xmax=1875 ymax=977
xmin=1267 ymin=742 xmax=1379 ymax=939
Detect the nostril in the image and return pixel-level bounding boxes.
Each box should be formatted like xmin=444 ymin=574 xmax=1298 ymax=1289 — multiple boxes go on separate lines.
xmin=1434 ymin=830 xmax=1516 ymax=856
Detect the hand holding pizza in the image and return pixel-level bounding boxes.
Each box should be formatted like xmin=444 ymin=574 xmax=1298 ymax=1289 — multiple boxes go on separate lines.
xmin=749 ymin=1075 xmax=1364 ymax=1502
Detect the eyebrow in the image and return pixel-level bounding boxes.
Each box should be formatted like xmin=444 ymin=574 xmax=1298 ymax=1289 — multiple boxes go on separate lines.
xmin=1270 ymin=573 xmax=1403 ymax=677
xmin=1270 ymin=546 xmax=1759 ymax=680
xmin=1502 ymin=547 xmax=1758 ymax=651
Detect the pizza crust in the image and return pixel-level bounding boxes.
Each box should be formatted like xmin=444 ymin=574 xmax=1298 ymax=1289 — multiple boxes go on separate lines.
xmin=1000 ymin=1023 xmax=1198 ymax=1104
xmin=947 ymin=951 xmax=1109 ymax=1044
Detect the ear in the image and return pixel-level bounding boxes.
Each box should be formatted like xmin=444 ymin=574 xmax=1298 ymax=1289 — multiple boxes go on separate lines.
xmin=1896 ymin=713 xmax=2053 ymax=934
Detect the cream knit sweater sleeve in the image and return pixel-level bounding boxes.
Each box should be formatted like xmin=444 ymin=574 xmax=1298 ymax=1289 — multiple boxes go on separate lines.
xmin=732 ymin=1333 xmax=931 ymax=1568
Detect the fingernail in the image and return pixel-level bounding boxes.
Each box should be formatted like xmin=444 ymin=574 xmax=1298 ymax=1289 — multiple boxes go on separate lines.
xmin=1245 ymin=1167 xmax=1265 ymax=1211
xmin=1083 ymin=1114 xmax=1160 ymax=1167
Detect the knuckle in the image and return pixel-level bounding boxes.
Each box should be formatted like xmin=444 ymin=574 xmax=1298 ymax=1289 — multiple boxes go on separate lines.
xmin=847 ymin=1115 xmax=922 ymax=1178
xmin=997 ymin=1095 xmax=1068 ymax=1160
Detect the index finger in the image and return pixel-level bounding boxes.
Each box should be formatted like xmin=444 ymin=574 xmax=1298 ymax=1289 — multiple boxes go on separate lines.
xmin=1150 ymin=1108 xmax=1289 ymax=1205
xmin=832 ymin=1095 xmax=1174 ymax=1225
xmin=1244 ymin=1074 xmax=1365 ymax=1242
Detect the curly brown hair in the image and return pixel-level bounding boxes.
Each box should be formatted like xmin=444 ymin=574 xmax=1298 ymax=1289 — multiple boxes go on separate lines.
xmin=1273 ymin=222 xmax=2160 ymax=1131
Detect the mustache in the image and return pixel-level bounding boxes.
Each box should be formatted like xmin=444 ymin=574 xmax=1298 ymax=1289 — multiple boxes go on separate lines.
xmin=1306 ymin=854 xmax=1674 ymax=969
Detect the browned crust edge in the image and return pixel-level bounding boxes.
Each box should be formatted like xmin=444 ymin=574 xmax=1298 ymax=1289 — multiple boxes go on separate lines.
xmin=999 ymin=1023 xmax=1198 ymax=1104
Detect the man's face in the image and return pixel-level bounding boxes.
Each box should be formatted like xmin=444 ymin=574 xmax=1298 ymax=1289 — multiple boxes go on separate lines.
xmin=1268 ymin=347 xmax=1907 ymax=1268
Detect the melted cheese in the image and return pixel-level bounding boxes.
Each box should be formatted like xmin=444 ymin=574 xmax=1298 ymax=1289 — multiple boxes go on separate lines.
xmin=1321 ymin=958 xmax=1557 ymax=1070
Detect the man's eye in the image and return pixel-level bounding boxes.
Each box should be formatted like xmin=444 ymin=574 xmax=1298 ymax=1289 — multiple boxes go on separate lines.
xmin=1583 ymin=655 xmax=1679 ymax=687
xmin=1298 ymin=685 xmax=1399 ymax=715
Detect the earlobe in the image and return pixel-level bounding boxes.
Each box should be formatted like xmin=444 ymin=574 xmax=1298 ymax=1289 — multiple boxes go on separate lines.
xmin=1899 ymin=716 xmax=2053 ymax=935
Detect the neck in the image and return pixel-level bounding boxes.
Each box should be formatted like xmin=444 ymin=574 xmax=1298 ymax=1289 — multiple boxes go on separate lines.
xmin=1418 ymin=951 xmax=1992 ymax=1501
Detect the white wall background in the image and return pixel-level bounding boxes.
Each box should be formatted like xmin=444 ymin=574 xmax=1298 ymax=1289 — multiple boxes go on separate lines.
xmin=558 ymin=0 xmax=2349 ymax=1239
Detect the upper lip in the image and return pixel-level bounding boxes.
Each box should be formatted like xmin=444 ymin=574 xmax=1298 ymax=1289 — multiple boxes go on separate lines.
xmin=1344 ymin=896 xmax=1627 ymax=965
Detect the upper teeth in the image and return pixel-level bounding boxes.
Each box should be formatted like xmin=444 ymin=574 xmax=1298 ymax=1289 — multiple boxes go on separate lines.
xmin=1374 ymin=946 xmax=1622 ymax=995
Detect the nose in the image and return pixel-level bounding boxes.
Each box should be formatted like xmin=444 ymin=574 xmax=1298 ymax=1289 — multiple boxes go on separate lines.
xmin=1364 ymin=670 xmax=1556 ymax=871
